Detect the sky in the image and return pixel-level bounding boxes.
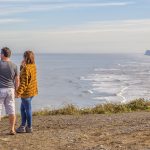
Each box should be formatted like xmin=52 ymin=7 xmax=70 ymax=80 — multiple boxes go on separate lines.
xmin=0 ymin=0 xmax=150 ymax=53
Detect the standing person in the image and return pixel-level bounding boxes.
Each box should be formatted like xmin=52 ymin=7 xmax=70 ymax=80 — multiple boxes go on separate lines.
xmin=16 ymin=50 xmax=38 ymax=133
xmin=0 ymin=47 xmax=19 ymax=135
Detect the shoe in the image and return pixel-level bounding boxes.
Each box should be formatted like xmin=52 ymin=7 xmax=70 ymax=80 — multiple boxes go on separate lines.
xmin=16 ymin=126 xmax=26 ymax=133
xmin=26 ymin=126 xmax=33 ymax=133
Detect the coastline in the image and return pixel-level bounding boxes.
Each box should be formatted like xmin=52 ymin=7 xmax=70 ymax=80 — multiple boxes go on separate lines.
xmin=12 ymin=53 xmax=150 ymax=108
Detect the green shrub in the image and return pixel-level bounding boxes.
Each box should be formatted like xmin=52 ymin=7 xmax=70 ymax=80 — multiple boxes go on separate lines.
xmin=126 ymin=98 xmax=149 ymax=111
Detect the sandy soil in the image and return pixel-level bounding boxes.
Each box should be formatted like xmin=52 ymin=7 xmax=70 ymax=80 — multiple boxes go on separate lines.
xmin=0 ymin=112 xmax=150 ymax=150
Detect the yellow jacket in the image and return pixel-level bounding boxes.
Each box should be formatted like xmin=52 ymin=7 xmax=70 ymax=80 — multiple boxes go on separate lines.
xmin=17 ymin=64 xmax=38 ymax=98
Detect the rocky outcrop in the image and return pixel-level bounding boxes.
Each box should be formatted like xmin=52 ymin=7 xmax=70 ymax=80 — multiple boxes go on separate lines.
xmin=145 ymin=50 xmax=150 ymax=55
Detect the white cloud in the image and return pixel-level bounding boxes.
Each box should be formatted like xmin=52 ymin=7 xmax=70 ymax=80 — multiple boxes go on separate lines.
xmin=59 ymin=2 xmax=134 ymax=8
xmin=0 ymin=1 xmax=134 ymax=15
xmin=0 ymin=0 xmax=61 ymax=1
xmin=0 ymin=0 xmax=21 ymax=1
xmin=0 ymin=19 xmax=149 ymax=53
xmin=0 ymin=18 xmax=26 ymax=24
xmin=27 ymin=19 xmax=149 ymax=33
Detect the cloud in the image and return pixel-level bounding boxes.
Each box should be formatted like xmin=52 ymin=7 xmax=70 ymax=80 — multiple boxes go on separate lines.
xmin=0 ymin=19 xmax=149 ymax=53
xmin=59 ymin=2 xmax=134 ymax=8
xmin=0 ymin=0 xmax=60 ymax=1
xmin=0 ymin=1 xmax=134 ymax=16
xmin=30 ymin=19 xmax=150 ymax=33
xmin=0 ymin=18 xmax=26 ymax=24
xmin=0 ymin=0 xmax=64 ymax=3
xmin=0 ymin=19 xmax=149 ymax=34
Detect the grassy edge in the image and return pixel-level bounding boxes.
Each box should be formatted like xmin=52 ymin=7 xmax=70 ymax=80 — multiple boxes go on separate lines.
xmin=2 ymin=98 xmax=150 ymax=119
xmin=32 ymin=98 xmax=150 ymax=116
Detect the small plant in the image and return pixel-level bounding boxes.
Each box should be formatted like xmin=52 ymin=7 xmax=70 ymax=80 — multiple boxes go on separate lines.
xmin=31 ymin=99 xmax=150 ymax=117
xmin=126 ymin=98 xmax=149 ymax=111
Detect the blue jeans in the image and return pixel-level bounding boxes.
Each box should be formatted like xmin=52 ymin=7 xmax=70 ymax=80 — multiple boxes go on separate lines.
xmin=20 ymin=97 xmax=33 ymax=128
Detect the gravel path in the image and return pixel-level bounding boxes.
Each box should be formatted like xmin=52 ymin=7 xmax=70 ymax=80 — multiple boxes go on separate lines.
xmin=0 ymin=112 xmax=150 ymax=150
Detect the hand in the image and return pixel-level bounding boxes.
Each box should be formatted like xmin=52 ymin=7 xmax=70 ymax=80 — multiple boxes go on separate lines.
xmin=15 ymin=92 xmax=20 ymax=98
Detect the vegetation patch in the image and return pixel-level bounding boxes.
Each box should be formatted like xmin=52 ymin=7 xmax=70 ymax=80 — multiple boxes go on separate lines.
xmin=32 ymin=98 xmax=150 ymax=116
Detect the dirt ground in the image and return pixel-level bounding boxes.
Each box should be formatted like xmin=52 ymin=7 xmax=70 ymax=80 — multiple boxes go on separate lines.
xmin=0 ymin=112 xmax=150 ymax=150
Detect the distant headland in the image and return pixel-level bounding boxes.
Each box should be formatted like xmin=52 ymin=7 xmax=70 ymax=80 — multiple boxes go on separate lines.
xmin=145 ymin=50 xmax=150 ymax=55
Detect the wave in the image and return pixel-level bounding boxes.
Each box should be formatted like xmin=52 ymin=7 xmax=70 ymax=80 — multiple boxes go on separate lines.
xmin=116 ymin=87 xmax=128 ymax=103
xmin=80 ymin=59 xmax=150 ymax=104
xmin=94 ymin=68 xmax=120 ymax=71
xmin=82 ymin=90 xmax=94 ymax=94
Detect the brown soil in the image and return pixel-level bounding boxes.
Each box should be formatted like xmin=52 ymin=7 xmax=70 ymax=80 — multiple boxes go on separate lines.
xmin=0 ymin=112 xmax=150 ymax=150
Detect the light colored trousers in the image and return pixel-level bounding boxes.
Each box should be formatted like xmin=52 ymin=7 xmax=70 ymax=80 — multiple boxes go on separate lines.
xmin=0 ymin=88 xmax=15 ymax=115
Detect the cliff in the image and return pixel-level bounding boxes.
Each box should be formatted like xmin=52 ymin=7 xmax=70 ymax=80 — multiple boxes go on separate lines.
xmin=145 ymin=50 xmax=150 ymax=55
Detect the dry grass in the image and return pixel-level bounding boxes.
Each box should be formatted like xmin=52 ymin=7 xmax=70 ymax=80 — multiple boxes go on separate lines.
xmin=32 ymin=98 xmax=150 ymax=116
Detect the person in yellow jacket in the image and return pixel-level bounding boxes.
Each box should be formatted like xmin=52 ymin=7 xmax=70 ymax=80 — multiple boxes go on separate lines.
xmin=16 ymin=50 xmax=38 ymax=133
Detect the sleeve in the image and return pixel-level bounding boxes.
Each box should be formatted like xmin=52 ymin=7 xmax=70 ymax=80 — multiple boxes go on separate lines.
xmin=16 ymin=67 xmax=29 ymax=95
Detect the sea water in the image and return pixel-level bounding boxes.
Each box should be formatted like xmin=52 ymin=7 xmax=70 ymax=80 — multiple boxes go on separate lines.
xmin=10 ymin=53 xmax=150 ymax=112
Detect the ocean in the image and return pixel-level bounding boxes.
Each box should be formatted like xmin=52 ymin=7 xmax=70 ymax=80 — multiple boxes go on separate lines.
xmin=10 ymin=53 xmax=150 ymax=112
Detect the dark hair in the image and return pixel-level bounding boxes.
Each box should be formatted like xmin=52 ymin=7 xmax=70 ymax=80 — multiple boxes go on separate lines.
xmin=24 ymin=50 xmax=35 ymax=64
xmin=1 ymin=47 xmax=11 ymax=58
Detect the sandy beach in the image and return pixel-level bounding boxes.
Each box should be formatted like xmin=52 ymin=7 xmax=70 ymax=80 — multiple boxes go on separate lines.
xmin=0 ymin=111 xmax=150 ymax=150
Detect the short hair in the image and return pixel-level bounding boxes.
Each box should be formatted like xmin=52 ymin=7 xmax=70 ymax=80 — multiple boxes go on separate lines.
xmin=1 ymin=47 xmax=11 ymax=58
xmin=24 ymin=50 xmax=35 ymax=64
